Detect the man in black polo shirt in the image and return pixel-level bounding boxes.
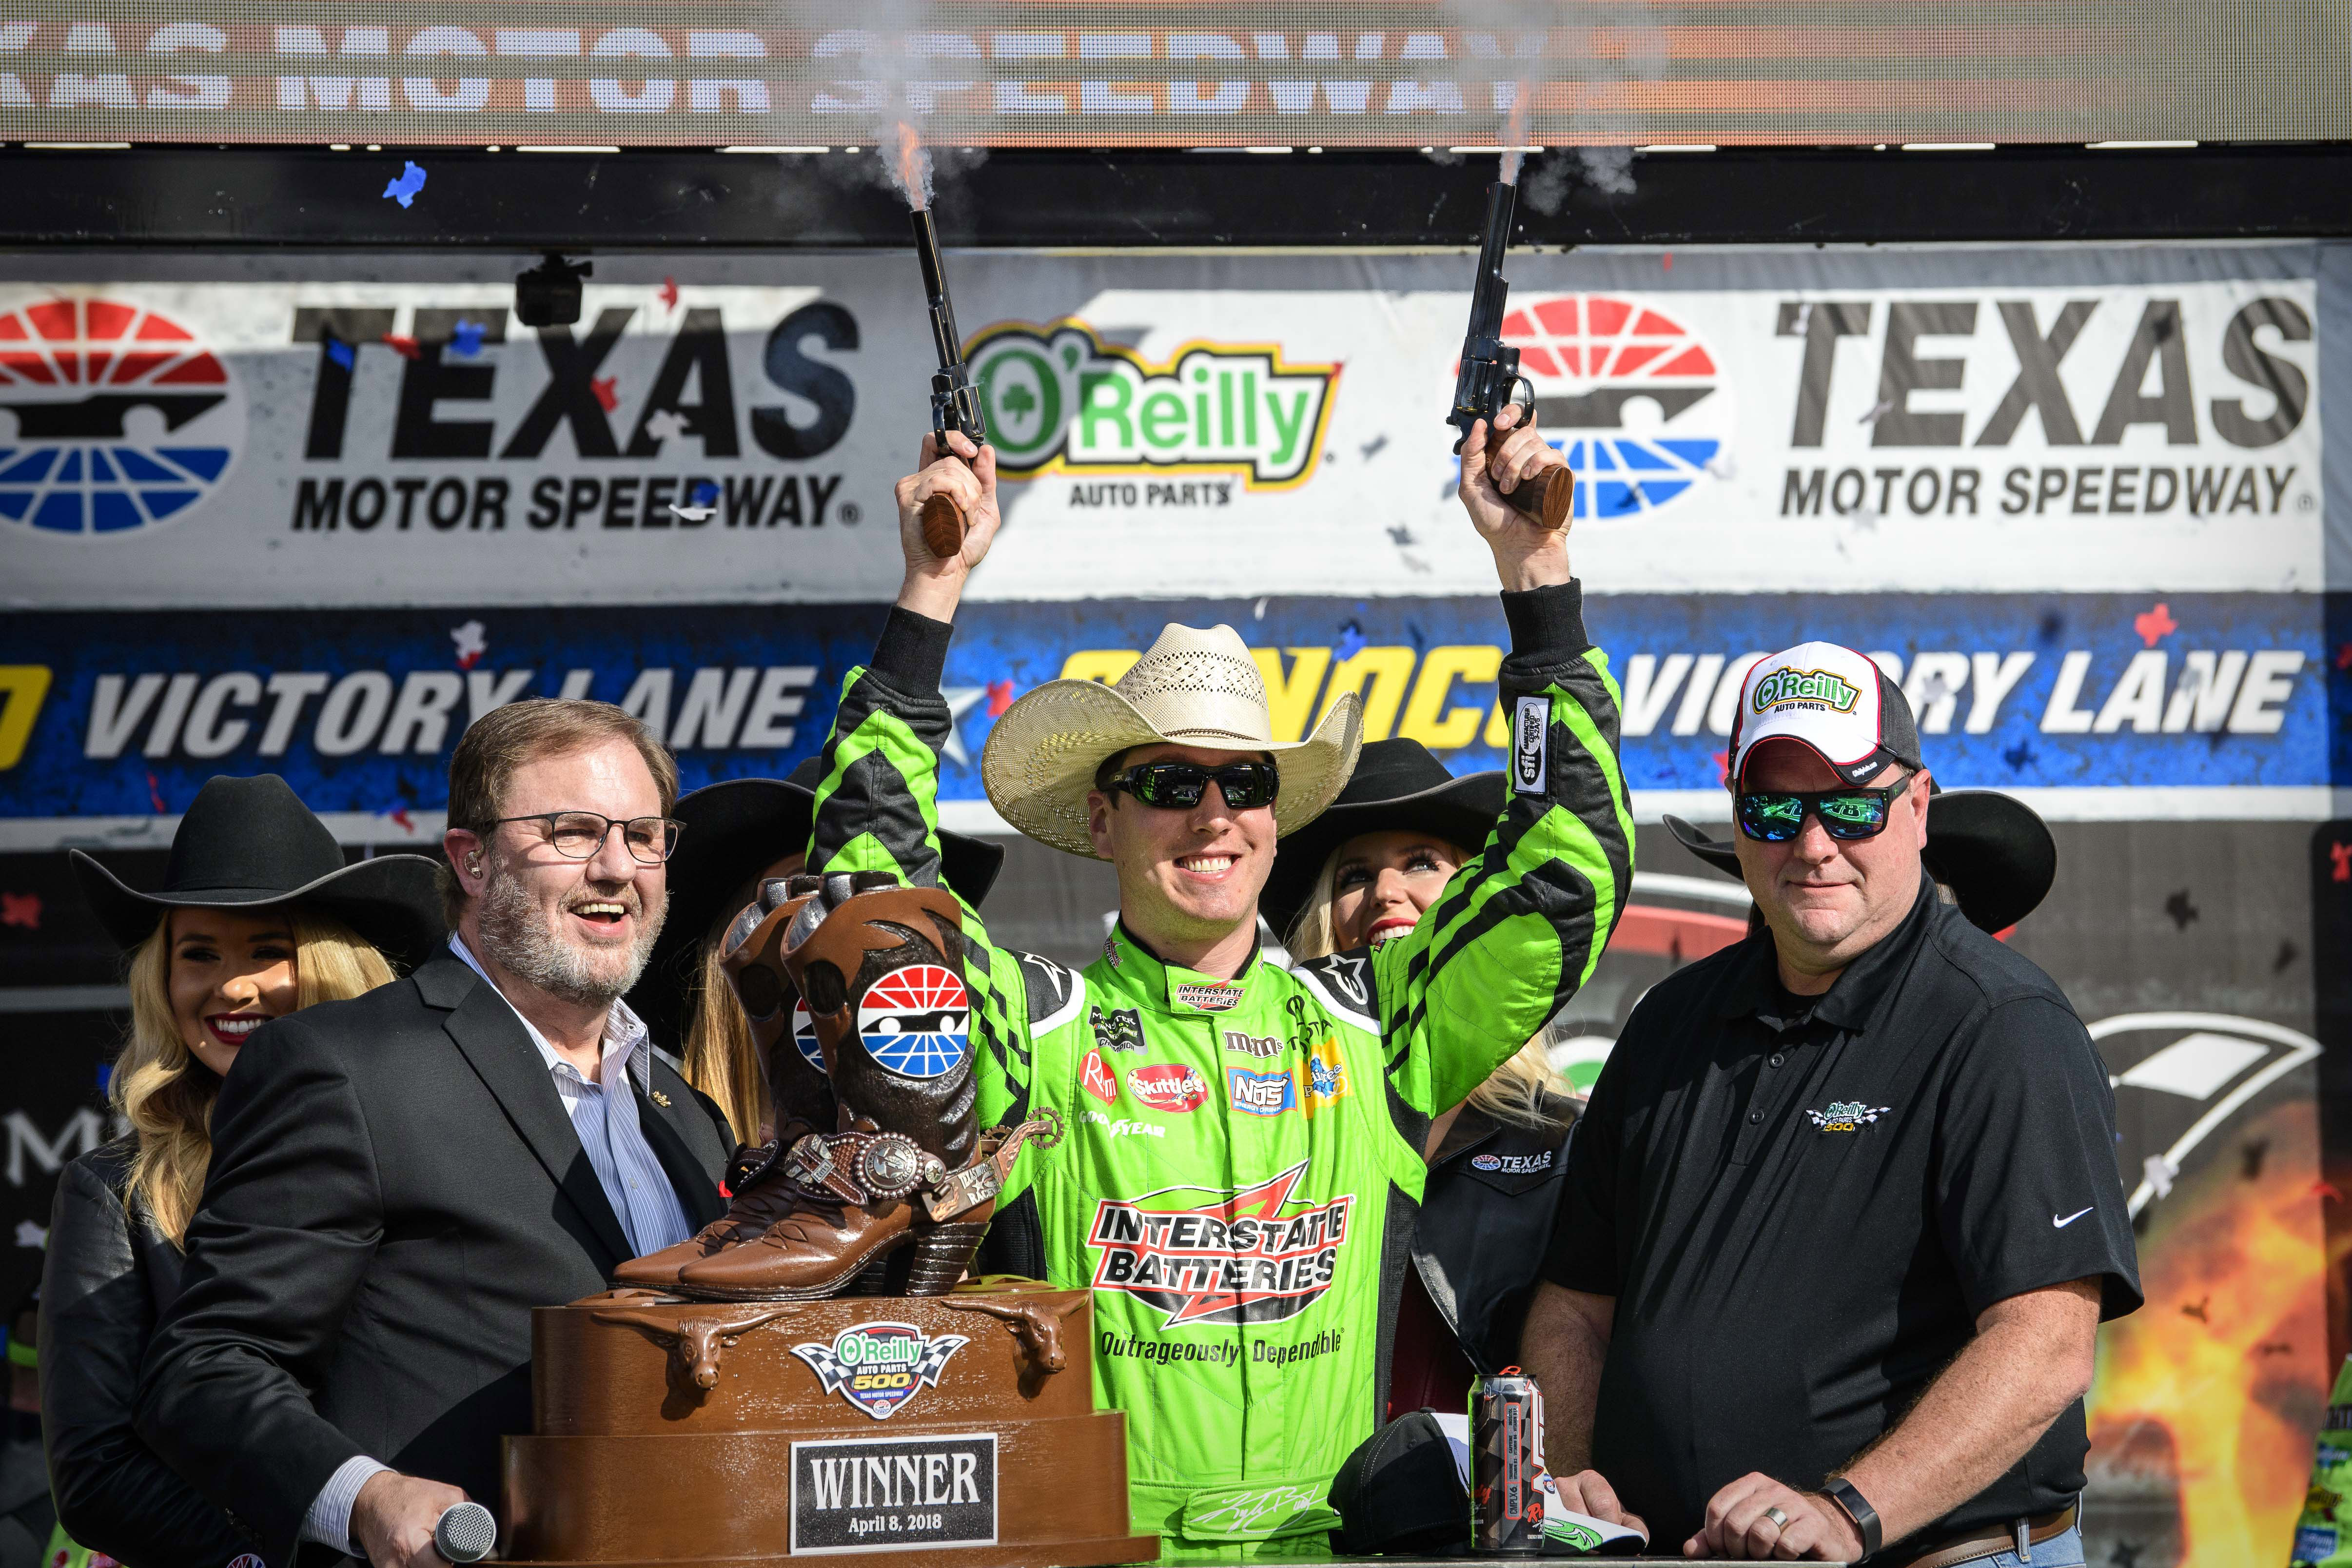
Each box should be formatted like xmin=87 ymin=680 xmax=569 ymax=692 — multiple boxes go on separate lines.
xmin=1524 ymin=641 xmax=2139 ymax=1566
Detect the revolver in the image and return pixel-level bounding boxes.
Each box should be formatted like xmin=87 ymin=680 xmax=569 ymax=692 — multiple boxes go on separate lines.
xmin=1447 ymin=180 xmax=1571 ymax=530
xmin=910 ymin=207 xmax=987 ymax=560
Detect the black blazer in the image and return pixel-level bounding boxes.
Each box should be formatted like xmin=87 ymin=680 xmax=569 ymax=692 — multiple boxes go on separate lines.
xmin=1414 ymin=1098 xmax=1578 ymax=1374
xmin=41 ymin=1137 xmax=249 ymax=1568
xmin=136 ymin=957 xmax=730 ymax=1568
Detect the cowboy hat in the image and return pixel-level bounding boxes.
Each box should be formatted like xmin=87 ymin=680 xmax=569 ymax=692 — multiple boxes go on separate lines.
xmin=627 ymin=757 xmax=1006 ymax=1050
xmin=980 ymin=622 xmax=1364 ymax=860
xmin=70 ymin=774 xmax=444 ymax=970
xmin=1662 ymin=784 xmax=2057 ymax=934
xmin=1260 ymin=739 xmax=1505 ymax=938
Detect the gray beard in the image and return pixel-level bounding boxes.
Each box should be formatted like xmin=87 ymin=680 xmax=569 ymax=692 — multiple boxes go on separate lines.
xmin=475 ymin=868 xmax=665 ymax=1008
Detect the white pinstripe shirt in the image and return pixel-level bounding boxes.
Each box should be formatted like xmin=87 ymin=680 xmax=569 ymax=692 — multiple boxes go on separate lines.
xmin=302 ymin=934 xmax=695 ymax=1553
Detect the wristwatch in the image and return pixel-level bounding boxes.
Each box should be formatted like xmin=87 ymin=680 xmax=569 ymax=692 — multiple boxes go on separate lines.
xmin=1822 ymin=1476 xmax=1883 ymax=1560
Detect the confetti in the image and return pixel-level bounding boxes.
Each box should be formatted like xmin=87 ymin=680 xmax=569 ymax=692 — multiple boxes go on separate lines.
xmin=2001 ymin=741 xmax=2035 ymax=772
xmin=2314 ymin=1180 xmax=2344 ymax=1202
xmin=591 ymin=376 xmax=619 ymax=412
xmin=2133 ymin=601 xmax=2179 ymax=647
xmin=13 ymin=1221 xmax=44 ymax=1251
xmin=0 ymin=892 xmax=40 ymax=930
xmin=381 ymin=333 xmax=421 ymax=361
xmin=667 ymin=505 xmax=717 ymax=523
xmin=386 ymin=804 xmax=414 ymax=832
xmin=2176 ymin=1295 xmax=2206 ymax=1321
xmin=1661 ymin=251 xmax=1673 ymax=271
xmin=985 ymin=680 xmax=1017 ymax=717
xmin=325 ymin=337 xmax=355 ymax=371
xmin=2336 ymin=643 xmax=2352 ymax=671
xmin=382 ymin=160 xmax=428 ymax=208
xmin=2144 ymin=1154 xmax=2176 ymax=1200
xmin=1335 ymin=623 xmax=1365 ymax=661
xmin=645 ymin=409 xmax=686 ymax=442
xmin=450 ymin=619 xmax=488 ymax=669
xmin=1387 ymin=526 xmax=1416 ymax=547
xmin=146 ymin=769 xmax=167 ymax=814
xmin=1359 ymin=434 xmax=1389 ymax=460
xmin=2242 ymin=1139 xmax=2270 ymax=1180
xmin=2331 ymin=842 xmax=2352 ymax=882
xmin=450 ymin=319 xmax=486 ymax=358
xmin=1252 ymin=597 xmax=1268 ymax=622
xmin=1858 ymin=397 xmax=1896 ymax=426
xmin=1710 ymin=749 xmax=1730 ymax=785
xmin=658 ymin=277 xmax=680 ymax=312
xmin=689 ymin=480 xmax=720 ymax=507
xmin=2162 ymin=888 xmax=2199 ymax=930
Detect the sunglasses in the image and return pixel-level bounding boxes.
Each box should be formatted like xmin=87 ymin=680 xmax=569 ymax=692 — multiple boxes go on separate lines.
xmin=1100 ymin=760 xmax=1281 ymax=812
xmin=1734 ymin=772 xmax=1915 ymax=844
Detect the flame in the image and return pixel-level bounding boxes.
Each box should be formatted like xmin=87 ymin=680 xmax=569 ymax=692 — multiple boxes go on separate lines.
xmin=891 ymin=119 xmax=932 ymax=212
xmin=2088 ymin=1099 xmax=2331 ymax=1566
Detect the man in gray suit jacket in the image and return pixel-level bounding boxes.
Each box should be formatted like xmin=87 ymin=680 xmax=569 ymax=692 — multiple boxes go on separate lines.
xmin=140 ymin=701 xmax=734 ymax=1568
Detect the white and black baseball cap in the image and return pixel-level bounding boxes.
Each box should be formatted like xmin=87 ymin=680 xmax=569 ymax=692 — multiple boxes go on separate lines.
xmin=1727 ymin=641 xmax=1923 ymax=788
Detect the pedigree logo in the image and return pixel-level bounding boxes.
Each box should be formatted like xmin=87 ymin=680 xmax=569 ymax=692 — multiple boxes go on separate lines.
xmin=1750 ymin=667 xmax=1860 ymax=714
xmin=966 ymin=320 xmax=1338 ymax=490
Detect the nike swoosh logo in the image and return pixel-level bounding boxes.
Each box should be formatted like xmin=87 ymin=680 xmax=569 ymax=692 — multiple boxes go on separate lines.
xmin=2053 ymin=1207 xmax=2093 ymax=1228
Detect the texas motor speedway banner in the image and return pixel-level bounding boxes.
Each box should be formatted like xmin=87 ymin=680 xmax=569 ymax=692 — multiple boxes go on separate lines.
xmin=0 ymin=242 xmax=2338 ymax=840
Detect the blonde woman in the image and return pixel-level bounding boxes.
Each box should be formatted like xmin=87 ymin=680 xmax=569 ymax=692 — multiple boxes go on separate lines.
xmin=627 ymin=759 xmax=1003 ymax=1149
xmin=1264 ymin=738 xmax=1582 ymax=1421
xmin=40 ymin=775 xmax=440 ymax=1566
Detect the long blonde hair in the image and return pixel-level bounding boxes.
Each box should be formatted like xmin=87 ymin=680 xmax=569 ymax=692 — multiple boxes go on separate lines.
xmin=116 ymin=904 xmax=397 ymax=1246
xmin=1285 ymin=839 xmax=1574 ymax=1132
xmin=680 ymin=898 xmax=768 ymax=1146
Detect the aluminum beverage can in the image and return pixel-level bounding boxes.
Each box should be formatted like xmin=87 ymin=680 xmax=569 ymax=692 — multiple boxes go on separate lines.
xmin=1472 ymin=1367 xmax=1546 ymax=1554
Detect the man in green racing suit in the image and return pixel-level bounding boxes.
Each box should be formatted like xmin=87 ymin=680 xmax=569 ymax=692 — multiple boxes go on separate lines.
xmin=805 ymin=406 xmax=1631 ymax=1560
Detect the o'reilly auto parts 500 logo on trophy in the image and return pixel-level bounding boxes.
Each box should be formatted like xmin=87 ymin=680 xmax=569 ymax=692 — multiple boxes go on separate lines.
xmin=1495 ymin=293 xmax=1730 ymax=524
xmin=966 ymin=319 xmax=1338 ymax=490
xmin=791 ymin=1321 xmax=970 ymax=1420
xmin=0 ymin=294 xmax=246 ymax=535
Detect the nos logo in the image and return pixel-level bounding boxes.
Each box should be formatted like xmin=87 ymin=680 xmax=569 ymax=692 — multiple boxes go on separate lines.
xmin=1493 ymin=294 xmax=1730 ymax=523
xmin=0 ymin=295 xmax=245 ymax=535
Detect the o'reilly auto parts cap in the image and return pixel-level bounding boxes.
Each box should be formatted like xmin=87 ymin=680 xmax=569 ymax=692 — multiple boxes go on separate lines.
xmin=1728 ymin=641 xmax=1923 ymax=787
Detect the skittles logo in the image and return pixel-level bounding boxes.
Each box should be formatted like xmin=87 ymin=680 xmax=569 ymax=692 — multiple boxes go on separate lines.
xmin=1492 ymin=294 xmax=1729 ymax=523
xmin=856 ymin=964 xmax=971 ymax=1079
xmin=0 ymin=295 xmax=244 ymax=534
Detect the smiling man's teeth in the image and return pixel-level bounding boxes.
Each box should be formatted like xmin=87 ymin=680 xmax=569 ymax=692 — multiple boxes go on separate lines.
xmin=576 ymin=902 xmax=628 ymax=917
xmin=1179 ymin=856 xmax=1234 ymax=873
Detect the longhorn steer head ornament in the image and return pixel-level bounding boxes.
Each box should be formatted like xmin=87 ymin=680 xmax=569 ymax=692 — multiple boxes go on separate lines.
xmin=937 ymin=1294 xmax=1089 ymax=1386
xmin=591 ymin=1305 xmax=795 ymax=1394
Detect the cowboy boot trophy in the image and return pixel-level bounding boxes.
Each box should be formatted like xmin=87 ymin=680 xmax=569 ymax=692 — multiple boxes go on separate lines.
xmin=673 ymin=870 xmax=1055 ymax=1302
xmin=610 ymin=873 xmax=841 ymax=1288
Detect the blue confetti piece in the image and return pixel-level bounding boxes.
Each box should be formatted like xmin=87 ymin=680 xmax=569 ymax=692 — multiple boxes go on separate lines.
xmin=382 ymin=160 xmax=428 ymax=208
xmin=325 ymin=337 xmax=354 ymax=370
xmin=690 ymin=480 xmax=719 ymax=507
xmin=450 ymin=318 xmax=485 ymax=357
xmin=2001 ymin=741 xmax=2036 ymax=772
xmin=1335 ymin=622 xmax=1365 ymax=661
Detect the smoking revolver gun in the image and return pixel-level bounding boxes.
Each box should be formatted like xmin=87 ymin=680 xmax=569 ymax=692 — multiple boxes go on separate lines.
xmin=910 ymin=207 xmax=987 ymax=559
xmin=1447 ymin=181 xmax=1571 ymax=530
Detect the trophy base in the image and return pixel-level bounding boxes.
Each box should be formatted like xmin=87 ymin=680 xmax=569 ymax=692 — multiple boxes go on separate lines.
xmin=504 ymin=1278 xmax=1158 ymax=1567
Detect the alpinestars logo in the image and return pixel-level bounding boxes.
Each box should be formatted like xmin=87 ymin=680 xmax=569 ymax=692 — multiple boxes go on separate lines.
xmin=1088 ymin=1160 xmax=1352 ymax=1329
xmin=1490 ymin=293 xmax=1729 ymax=523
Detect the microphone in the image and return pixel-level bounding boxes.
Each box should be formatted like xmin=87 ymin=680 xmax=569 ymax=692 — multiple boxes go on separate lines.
xmin=434 ymin=1501 xmax=498 ymax=1564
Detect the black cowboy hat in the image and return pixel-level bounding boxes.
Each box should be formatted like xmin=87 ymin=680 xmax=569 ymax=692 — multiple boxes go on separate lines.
xmin=627 ymin=757 xmax=1007 ymax=1051
xmin=69 ymin=774 xmax=445 ymax=971
xmin=1260 ymin=738 xmax=1505 ymax=940
xmin=1662 ymin=784 xmax=2058 ymax=934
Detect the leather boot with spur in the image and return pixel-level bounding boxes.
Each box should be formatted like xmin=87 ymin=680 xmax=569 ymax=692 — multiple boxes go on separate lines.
xmin=609 ymin=872 xmax=841 ymax=1289
xmin=673 ymin=871 xmax=1058 ymax=1302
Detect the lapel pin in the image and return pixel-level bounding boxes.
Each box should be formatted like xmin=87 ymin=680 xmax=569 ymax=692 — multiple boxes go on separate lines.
xmin=650 ymin=1090 xmax=671 ymax=1108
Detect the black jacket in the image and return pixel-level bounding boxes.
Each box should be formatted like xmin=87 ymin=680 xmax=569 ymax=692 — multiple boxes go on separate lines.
xmin=1415 ymin=1098 xmax=1578 ymax=1374
xmin=136 ymin=958 xmax=731 ymax=1568
xmin=40 ymin=1137 xmax=250 ymax=1568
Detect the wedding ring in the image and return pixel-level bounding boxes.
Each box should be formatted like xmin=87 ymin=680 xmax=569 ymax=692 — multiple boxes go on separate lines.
xmin=1764 ymin=1507 xmax=1791 ymax=1530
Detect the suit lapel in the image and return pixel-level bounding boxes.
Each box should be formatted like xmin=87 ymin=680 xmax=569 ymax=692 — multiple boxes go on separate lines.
xmin=421 ymin=959 xmax=634 ymax=1268
xmin=638 ymin=1061 xmax=726 ymax=1227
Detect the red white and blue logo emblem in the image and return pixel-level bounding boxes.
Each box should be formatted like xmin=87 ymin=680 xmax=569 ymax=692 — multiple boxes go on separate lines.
xmin=791 ymin=998 xmax=825 ymax=1074
xmin=857 ymin=964 xmax=971 ymax=1078
xmin=0 ymin=295 xmax=243 ymax=534
xmin=1497 ymin=294 xmax=1728 ymax=523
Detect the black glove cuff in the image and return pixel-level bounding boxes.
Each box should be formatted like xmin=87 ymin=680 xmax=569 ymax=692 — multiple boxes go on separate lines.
xmin=1823 ymin=1476 xmax=1883 ymax=1559
xmin=1498 ymin=579 xmax=1587 ymax=656
xmin=869 ymin=605 xmax=954 ymax=693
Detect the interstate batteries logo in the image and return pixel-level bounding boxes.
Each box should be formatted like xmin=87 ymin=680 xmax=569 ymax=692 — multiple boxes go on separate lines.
xmin=0 ymin=296 xmax=244 ymax=534
xmin=966 ymin=321 xmax=1338 ymax=490
xmin=1496 ymin=294 xmax=1728 ymax=523
xmin=1088 ymin=1159 xmax=1352 ymax=1328
xmin=790 ymin=1321 xmax=968 ymax=1420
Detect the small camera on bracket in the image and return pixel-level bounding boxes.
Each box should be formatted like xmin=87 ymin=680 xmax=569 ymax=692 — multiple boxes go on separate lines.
xmin=515 ymin=253 xmax=593 ymax=328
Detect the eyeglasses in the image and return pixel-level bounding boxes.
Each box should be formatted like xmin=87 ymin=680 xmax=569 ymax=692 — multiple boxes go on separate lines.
xmin=1099 ymin=760 xmax=1281 ymax=812
xmin=481 ymin=811 xmax=687 ymax=864
xmin=1734 ymin=772 xmax=1915 ymax=844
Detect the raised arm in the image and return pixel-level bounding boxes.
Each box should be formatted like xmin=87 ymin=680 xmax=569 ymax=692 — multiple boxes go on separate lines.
xmin=1379 ymin=403 xmax=1633 ymax=1115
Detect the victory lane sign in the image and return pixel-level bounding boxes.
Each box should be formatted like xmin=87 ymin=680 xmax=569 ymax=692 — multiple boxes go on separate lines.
xmin=790 ymin=1431 xmax=998 ymax=1555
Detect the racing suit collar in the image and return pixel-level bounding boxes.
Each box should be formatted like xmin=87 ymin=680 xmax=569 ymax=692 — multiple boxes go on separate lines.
xmin=1102 ymin=919 xmax=1262 ymax=1016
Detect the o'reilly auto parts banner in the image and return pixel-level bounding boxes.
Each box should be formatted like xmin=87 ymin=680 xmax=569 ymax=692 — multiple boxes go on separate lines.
xmin=0 ymin=243 xmax=2336 ymax=841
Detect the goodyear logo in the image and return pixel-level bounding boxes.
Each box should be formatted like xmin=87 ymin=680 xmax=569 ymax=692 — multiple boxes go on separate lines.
xmin=1751 ymin=667 xmax=1861 ymax=714
xmin=967 ymin=320 xmax=1338 ymax=490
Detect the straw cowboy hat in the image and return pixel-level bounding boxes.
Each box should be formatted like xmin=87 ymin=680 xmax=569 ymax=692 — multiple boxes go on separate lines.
xmin=981 ymin=622 xmax=1365 ymax=859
